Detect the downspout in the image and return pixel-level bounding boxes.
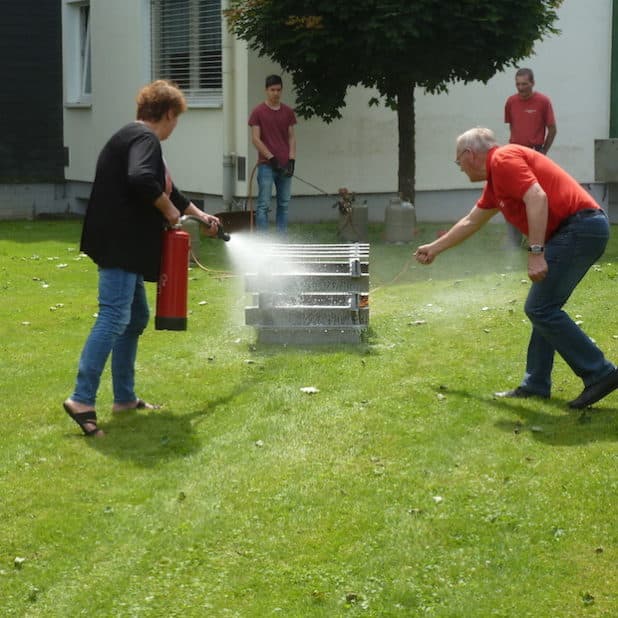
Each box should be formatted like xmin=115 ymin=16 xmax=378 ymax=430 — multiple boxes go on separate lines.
xmin=610 ymin=0 xmax=618 ymax=137
xmin=605 ymin=0 xmax=618 ymax=223
xmin=222 ymin=0 xmax=235 ymax=210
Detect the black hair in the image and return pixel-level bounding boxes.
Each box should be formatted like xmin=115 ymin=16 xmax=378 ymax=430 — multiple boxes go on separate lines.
xmin=265 ymin=74 xmax=283 ymax=88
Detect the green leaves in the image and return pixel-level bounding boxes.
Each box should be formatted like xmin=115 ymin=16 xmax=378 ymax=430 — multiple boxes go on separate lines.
xmin=227 ymin=0 xmax=562 ymax=119
xmin=226 ymin=0 xmax=562 ymax=198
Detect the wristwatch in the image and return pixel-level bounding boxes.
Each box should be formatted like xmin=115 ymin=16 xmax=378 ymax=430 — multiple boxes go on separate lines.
xmin=527 ymin=244 xmax=544 ymax=254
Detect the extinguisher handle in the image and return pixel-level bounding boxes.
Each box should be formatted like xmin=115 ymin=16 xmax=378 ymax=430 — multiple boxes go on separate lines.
xmin=179 ymin=215 xmax=230 ymax=242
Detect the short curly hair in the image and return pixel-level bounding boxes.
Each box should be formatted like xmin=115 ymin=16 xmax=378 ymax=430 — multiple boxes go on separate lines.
xmin=136 ymin=80 xmax=187 ymax=121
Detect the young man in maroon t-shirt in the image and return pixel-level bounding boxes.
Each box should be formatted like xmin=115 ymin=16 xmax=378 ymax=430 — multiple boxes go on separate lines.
xmin=248 ymin=75 xmax=297 ymax=233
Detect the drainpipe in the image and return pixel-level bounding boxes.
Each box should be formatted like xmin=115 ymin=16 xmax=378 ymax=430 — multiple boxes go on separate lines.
xmin=222 ymin=0 xmax=235 ymax=210
xmin=610 ymin=0 xmax=618 ymax=137
xmin=606 ymin=0 xmax=618 ymax=222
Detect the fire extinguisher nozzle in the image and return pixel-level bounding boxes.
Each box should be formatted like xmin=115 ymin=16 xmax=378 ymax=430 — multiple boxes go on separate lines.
xmin=179 ymin=215 xmax=230 ymax=241
xmin=217 ymin=224 xmax=231 ymax=242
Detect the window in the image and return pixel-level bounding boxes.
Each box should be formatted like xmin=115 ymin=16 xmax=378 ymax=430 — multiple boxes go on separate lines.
xmin=151 ymin=0 xmax=222 ymax=106
xmin=64 ymin=0 xmax=92 ymax=104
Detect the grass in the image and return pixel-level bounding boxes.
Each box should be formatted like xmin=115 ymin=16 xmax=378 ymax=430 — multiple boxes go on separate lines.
xmin=1 ymin=218 xmax=618 ymax=617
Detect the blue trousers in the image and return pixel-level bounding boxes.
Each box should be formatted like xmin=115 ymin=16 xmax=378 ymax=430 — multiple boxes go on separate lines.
xmin=520 ymin=209 xmax=615 ymax=396
xmin=71 ymin=267 xmax=149 ymax=407
xmin=255 ymin=163 xmax=292 ymax=233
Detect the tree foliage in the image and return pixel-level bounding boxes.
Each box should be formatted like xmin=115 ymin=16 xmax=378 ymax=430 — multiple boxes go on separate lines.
xmin=226 ymin=0 xmax=563 ymax=200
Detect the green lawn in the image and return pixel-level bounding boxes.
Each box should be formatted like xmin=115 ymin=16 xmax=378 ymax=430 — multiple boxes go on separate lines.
xmin=1 ymin=219 xmax=617 ymax=617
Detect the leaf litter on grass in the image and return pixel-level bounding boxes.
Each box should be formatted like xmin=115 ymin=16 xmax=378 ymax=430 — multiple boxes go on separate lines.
xmin=3 ymin=221 xmax=618 ymax=616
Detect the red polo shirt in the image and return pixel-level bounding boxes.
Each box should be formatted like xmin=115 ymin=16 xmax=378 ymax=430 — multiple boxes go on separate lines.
xmin=505 ymin=92 xmax=555 ymax=147
xmin=477 ymin=145 xmax=600 ymax=240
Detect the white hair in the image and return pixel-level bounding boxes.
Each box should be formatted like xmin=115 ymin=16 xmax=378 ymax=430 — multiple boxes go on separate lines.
xmin=457 ymin=127 xmax=498 ymax=153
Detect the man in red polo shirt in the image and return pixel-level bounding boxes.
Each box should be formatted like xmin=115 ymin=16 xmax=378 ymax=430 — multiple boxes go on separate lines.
xmin=505 ymin=68 xmax=556 ymax=154
xmin=503 ymin=68 xmax=557 ymax=247
xmin=415 ymin=127 xmax=618 ymax=410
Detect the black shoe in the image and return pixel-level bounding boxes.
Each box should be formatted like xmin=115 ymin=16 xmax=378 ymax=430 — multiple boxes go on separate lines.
xmin=493 ymin=387 xmax=549 ymax=399
xmin=568 ymin=368 xmax=618 ymax=409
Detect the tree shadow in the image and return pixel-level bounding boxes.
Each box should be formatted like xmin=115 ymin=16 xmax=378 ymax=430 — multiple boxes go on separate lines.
xmin=441 ymin=386 xmax=618 ymax=446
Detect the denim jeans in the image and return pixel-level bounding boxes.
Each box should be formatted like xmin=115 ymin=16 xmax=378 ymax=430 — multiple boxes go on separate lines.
xmin=520 ymin=210 xmax=615 ymax=396
xmin=256 ymin=163 xmax=292 ymax=233
xmin=72 ymin=267 xmax=150 ymax=407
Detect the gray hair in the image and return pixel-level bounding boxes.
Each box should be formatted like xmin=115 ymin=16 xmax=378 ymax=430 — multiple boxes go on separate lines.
xmin=457 ymin=127 xmax=498 ymax=154
xmin=516 ymin=67 xmax=534 ymax=82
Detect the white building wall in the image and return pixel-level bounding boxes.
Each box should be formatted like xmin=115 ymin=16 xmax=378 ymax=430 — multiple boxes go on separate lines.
xmin=63 ymin=0 xmax=149 ymax=182
xmin=293 ymin=0 xmax=611 ymax=191
xmin=62 ymin=0 xmax=226 ymax=199
xmin=242 ymin=0 xmax=611 ymax=221
xmin=61 ymin=0 xmax=612 ymax=221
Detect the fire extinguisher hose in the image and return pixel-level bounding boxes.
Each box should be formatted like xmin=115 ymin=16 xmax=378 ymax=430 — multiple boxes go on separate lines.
xmin=178 ymin=215 xmax=235 ymax=276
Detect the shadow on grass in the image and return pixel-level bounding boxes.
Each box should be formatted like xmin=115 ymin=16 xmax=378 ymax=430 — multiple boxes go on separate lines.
xmin=82 ymin=390 xmax=246 ymax=466
xmin=85 ymin=409 xmax=207 ymax=466
xmin=442 ymin=386 xmax=618 ymax=446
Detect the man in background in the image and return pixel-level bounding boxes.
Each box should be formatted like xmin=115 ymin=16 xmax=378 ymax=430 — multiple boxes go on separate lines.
xmin=249 ymin=75 xmax=297 ymax=234
xmin=504 ymin=68 xmax=557 ymax=246
xmin=505 ymin=67 xmax=556 ymax=154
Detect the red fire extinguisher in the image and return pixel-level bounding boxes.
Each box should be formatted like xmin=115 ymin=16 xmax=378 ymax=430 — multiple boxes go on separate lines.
xmin=155 ymin=226 xmax=190 ymax=331
xmin=155 ymin=216 xmax=230 ymax=331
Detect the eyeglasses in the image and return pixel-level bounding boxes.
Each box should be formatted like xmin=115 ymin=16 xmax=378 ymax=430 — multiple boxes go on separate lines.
xmin=455 ymin=148 xmax=471 ymax=166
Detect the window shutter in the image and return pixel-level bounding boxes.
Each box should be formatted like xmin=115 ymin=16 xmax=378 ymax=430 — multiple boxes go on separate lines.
xmin=151 ymin=0 xmax=222 ymax=106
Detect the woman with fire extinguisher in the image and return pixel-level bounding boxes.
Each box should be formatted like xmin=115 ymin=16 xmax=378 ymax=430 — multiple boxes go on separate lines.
xmin=63 ymin=80 xmax=220 ymax=437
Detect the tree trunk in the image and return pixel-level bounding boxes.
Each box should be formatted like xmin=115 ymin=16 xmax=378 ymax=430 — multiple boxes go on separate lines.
xmin=397 ymin=83 xmax=416 ymax=203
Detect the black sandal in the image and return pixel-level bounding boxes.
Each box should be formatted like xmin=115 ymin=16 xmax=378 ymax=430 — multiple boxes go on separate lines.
xmin=63 ymin=402 xmax=103 ymax=437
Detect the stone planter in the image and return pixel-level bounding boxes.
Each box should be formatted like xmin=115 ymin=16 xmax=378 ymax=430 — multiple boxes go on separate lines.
xmin=384 ymin=197 xmax=416 ymax=243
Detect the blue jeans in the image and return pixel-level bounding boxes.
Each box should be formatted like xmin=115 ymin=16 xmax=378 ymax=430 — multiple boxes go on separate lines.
xmin=520 ymin=209 xmax=615 ymax=396
xmin=71 ymin=268 xmax=150 ymax=407
xmin=256 ymin=163 xmax=292 ymax=233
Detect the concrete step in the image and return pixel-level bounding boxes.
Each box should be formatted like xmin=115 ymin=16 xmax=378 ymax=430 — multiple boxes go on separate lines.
xmin=253 ymin=292 xmax=369 ymax=308
xmin=245 ymin=306 xmax=369 ymax=326
xmin=256 ymin=325 xmax=365 ymax=345
xmin=243 ymin=242 xmax=371 ymax=345
xmin=245 ymin=272 xmax=369 ymax=293
xmin=247 ymin=260 xmax=369 ymax=274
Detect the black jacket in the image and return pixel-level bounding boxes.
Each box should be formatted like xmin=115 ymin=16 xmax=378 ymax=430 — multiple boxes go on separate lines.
xmin=80 ymin=122 xmax=189 ymax=281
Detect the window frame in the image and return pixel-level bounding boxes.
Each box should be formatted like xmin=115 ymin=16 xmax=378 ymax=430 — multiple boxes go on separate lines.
xmin=150 ymin=0 xmax=223 ymax=108
xmin=63 ymin=0 xmax=92 ymax=106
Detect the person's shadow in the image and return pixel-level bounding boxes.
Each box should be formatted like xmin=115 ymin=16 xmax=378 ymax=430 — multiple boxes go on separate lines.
xmin=440 ymin=386 xmax=618 ymax=446
xmin=80 ymin=390 xmax=244 ymax=467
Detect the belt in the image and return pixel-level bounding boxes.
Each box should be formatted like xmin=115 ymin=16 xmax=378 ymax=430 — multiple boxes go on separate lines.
xmin=555 ymin=208 xmax=604 ymax=233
